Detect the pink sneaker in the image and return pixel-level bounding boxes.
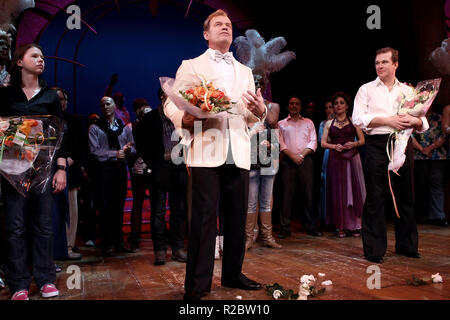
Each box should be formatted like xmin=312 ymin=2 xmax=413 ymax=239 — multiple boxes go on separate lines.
xmin=11 ymin=290 xmax=29 ymax=300
xmin=40 ymin=284 xmax=59 ymax=298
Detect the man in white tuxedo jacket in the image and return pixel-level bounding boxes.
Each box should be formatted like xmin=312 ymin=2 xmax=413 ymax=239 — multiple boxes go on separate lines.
xmin=164 ymin=9 xmax=267 ymax=300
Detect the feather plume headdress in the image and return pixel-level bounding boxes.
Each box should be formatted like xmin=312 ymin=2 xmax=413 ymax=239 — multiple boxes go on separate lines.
xmin=233 ymin=29 xmax=296 ymax=86
xmin=430 ymin=38 xmax=450 ymax=75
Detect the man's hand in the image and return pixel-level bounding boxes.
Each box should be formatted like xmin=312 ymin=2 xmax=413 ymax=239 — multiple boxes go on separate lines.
xmin=116 ymin=150 xmax=125 ymax=159
xmin=385 ymin=114 xmax=422 ymax=130
xmin=242 ymin=88 xmax=265 ymax=118
xmin=52 ymin=170 xmax=67 ymax=193
xmin=398 ymin=114 xmax=422 ymax=130
xmin=67 ymin=157 xmax=74 ymax=167
xmin=284 ymin=150 xmax=304 ymax=165
xmin=289 ymin=153 xmax=304 ymax=165
xmin=260 ymin=140 xmax=271 ymax=150
xmin=385 ymin=115 xmax=410 ymax=130
xmin=123 ymin=142 xmax=133 ymax=154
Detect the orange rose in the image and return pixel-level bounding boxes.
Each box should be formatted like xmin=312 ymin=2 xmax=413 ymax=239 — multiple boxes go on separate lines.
xmin=200 ymin=102 xmax=213 ymax=111
xmin=189 ymin=96 xmax=198 ymax=106
xmin=4 ymin=136 xmax=14 ymax=147
xmin=23 ymin=119 xmax=38 ymax=127
xmin=24 ymin=149 xmax=35 ymax=161
xmin=210 ymin=90 xmax=225 ymax=100
xmin=193 ymin=86 xmax=206 ymax=98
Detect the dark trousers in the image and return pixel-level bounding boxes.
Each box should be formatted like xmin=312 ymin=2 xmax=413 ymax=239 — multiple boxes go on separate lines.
xmin=279 ymin=156 xmax=317 ymax=232
xmin=98 ymin=161 xmax=128 ymax=252
xmin=52 ymin=188 xmax=69 ymax=259
xmin=1 ymin=180 xmax=55 ymax=293
xmin=414 ymin=160 xmax=447 ymax=220
xmin=129 ymin=173 xmax=149 ymax=244
xmin=185 ymin=164 xmax=249 ymax=294
xmin=78 ymin=162 xmax=100 ymax=242
xmin=149 ymin=162 xmax=187 ymax=253
xmin=362 ymin=135 xmax=418 ymax=258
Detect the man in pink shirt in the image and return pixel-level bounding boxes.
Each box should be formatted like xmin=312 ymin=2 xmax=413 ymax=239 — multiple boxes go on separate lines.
xmin=277 ymin=96 xmax=322 ymax=238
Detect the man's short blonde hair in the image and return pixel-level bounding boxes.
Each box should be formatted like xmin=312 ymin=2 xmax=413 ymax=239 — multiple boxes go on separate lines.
xmin=203 ymin=9 xmax=229 ymax=31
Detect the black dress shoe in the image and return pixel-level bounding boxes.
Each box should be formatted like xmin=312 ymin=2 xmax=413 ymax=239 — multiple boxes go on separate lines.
xmin=396 ymin=250 xmax=421 ymax=258
xmin=172 ymin=249 xmax=187 ymax=262
xmin=278 ymin=230 xmax=291 ymax=239
xmin=154 ymin=250 xmax=167 ymax=265
xmin=365 ymin=256 xmax=384 ymax=264
xmin=306 ymin=229 xmax=323 ymax=237
xmin=222 ymin=273 xmax=262 ymax=290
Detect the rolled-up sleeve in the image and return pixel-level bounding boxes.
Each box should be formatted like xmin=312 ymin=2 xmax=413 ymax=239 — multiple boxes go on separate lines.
xmin=417 ymin=116 xmax=429 ymax=133
xmin=278 ymin=121 xmax=287 ymax=152
xmin=352 ymin=85 xmax=374 ymax=131
xmin=306 ymin=121 xmax=317 ymax=152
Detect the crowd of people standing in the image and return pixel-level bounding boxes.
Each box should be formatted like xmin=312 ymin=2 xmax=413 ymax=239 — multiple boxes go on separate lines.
xmin=0 ymin=10 xmax=449 ymax=301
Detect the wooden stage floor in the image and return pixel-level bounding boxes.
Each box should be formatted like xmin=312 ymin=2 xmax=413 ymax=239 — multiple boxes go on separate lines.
xmin=1 ymin=223 xmax=449 ymax=301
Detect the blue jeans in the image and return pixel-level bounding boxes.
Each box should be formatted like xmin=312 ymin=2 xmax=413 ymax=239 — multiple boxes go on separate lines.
xmin=247 ymin=169 xmax=275 ymax=213
xmin=2 ymin=179 xmax=55 ymax=293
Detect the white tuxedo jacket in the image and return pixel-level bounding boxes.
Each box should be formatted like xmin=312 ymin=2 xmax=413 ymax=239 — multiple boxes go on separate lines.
xmin=164 ymin=51 xmax=261 ymax=170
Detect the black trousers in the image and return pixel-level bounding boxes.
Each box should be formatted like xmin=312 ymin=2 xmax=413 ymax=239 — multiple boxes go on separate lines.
xmin=1 ymin=180 xmax=55 ymax=293
xmin=362 ymin=135 xmax=418 ymax=258
xmin=279 ymin=156 xmax=317 ymax=232
xmin=149 ymin=162 xmax=187 ymax=253
xmin=414 ymin=160 xmax=447 ymax=220
xmin=98 ymin=161 xmax=128 ymax=252
xmin=185 ymin=164 xmax=249 ymax=294
xmin=129 ymin=173 xmax=150 ymax=244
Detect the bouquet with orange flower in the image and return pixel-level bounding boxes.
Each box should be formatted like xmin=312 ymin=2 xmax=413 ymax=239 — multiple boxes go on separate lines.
xmin=179 ymin=81 xmax=233 ymax=113
xmin=160 ymin=75 xmax=237 ymax=119
xmin=0 ymin=115 xmax=64 ymax=197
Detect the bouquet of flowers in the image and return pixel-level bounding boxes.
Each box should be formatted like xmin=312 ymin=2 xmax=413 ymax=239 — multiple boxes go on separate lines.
xmin=0 ymin=115 xmax=64 ymax=197
xmin=160 ymin=75 xmax=237 ymax=119
xmin=387 ymin=78 xmax=442 ymax=173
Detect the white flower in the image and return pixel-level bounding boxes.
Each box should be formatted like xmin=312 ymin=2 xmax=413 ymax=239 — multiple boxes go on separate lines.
xmin=0 ymin=121 xmax=9 ymax=132
xmin=272 ymin=290 xmax=283 ymax=300
xmin=398 ymin=108 xmax=409 ymax=115
xmin=297 ymin=294 xmax=308 ymax=300
xmin=404 ymin=91 xmax=415 ymax=101
xmin=407 ymin=103 xmax=425 ymax=117
xmin=300 ymin=274 xmax=316 ymax=285
xmin=318 ymin=273 xmax=326 ymax=277
xmin=431 ymin=273 xmax=443 ymax=283
xmin=321 ymin=280 xmax=333 ymax=286
xmin=298 ymin=283 xmax=311 ymax=297
xmin=235 ymin=296 xmax=242 ymax=300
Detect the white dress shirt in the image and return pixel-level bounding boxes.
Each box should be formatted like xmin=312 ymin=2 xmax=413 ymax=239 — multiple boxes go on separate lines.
xmin=206 ymin=48 xmax=235 ymax=96
xmin=352 ymin=77 xmax=429 ymax=135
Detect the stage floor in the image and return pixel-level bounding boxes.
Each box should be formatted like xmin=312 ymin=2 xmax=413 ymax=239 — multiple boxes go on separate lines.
xmin=1 ymin=223 xmax=449 ymax=300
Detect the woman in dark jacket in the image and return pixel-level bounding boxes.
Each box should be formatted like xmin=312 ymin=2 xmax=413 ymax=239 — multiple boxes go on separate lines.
xmin=0 ymin=43 xmax=68 ymax=300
